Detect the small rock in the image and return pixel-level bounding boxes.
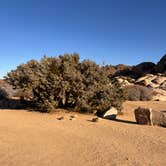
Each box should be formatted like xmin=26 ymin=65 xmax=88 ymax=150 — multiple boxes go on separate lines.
xmin=57 ymin=116 xmax=64 ymax=120
xmin=69 ymin=115 xmax=78 ymax=121
xmin=91 ymin=117 xmax=99 ymax=122
xmin=70 ymin=115 xmax=77 ymax=118
xmin=69 ymin=117 xmax=75 ymax=121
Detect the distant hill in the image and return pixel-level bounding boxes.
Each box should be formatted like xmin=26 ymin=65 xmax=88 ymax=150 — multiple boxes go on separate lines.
xmin=111 ymin=54 xmax=166 ymax=78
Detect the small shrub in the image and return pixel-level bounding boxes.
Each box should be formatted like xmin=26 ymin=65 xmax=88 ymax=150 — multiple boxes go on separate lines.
xmin=125 ymin=85 xmax=153 ymax=101
xmin=0 ymin=87 xmax=9 ymax=100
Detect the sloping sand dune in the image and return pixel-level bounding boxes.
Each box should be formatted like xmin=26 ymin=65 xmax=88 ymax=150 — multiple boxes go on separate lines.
xmin=0 ymin=101 xmax=166 ymax=166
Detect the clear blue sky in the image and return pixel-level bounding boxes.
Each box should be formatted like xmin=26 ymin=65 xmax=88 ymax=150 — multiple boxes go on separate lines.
xmin=0 ymin=0 xmax=166 ymax=78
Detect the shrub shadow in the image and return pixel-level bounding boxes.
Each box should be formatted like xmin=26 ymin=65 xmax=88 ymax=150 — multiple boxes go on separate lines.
xmin=0 ymin=98 xmax=32 ymax=110
xmin=87 ymin=117 xmax=137 ymax=125
xmin=114 ymin=119 xmax=137 ymax=125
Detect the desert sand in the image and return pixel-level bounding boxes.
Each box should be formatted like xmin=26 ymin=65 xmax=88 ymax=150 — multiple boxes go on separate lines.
xmin=0 ymin=101 xmax=166 ymax=166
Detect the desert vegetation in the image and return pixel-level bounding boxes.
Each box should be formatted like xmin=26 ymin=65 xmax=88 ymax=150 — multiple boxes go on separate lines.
xmin=0 ymin=87 xmax=9 ymax=100
xmin=5 ymin=53 xmax=125 ymax=113
xmin=124 ymin=85 xmax=153 ymax=101
xmin=1 ymin=53 xmax=165 ymax=112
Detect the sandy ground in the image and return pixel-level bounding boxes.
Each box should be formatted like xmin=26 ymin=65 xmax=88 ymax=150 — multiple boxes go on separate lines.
xmin=0 ymin=101 xmax=166 ymax=166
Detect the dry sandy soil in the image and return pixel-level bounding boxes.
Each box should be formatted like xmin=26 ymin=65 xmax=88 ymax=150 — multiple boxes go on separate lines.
xmin=0 ymin=101 xmax=166 ymax=166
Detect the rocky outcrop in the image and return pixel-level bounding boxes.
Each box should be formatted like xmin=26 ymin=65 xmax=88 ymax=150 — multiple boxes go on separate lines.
xmin=113 ymin=55 xmax=166 ymax=101
xmin=135 ymin=74 xmax=166 ymax=101
xmin=135 ymin=74 xmax=166 ymax=89
xmin=115 ymin=76 xmax=134 ymax=87
xmin=134 ymin=107 xmax=166 ymax=127
xmin=156 ymin=54 xmax=166 ymax=73
xmin=113 ymin=55 xmax=166 ymax=79
xmin=132 ymin=62 xmax=156 ymax=77
xmin=115 ymin=73 xmax=166 ymax=101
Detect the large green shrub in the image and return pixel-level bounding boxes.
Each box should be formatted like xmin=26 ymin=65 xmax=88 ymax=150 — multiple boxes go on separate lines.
xmin=6 ymin=54 xmax=125 ymax=113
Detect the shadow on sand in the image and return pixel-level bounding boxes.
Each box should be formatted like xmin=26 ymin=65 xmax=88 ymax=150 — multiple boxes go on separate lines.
xmin=87 ymin=118 xmax=137 ymax=125
xmin=0 ymin=98 xmax=32 ymax=110
xmin=114 ymin=119 xmax=137 ymax=125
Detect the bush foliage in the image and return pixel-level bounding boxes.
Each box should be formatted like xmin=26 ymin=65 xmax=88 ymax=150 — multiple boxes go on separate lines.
xmin=125 ymin=85 xmax=153 ymax=101
xmin=6 ymin=54 xmax=125 ymax=113
xmin=0 ymin=87 xmax=9 ymax=100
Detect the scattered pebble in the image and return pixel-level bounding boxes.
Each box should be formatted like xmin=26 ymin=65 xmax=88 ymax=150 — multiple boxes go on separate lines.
xmin=69 ymin=118 xmax=75 ymax=121
xmin=69 ymin=114 xmax=78 ymax=121
xmin=57 ymin=116 xmax=64 ymax=120
xmin=70 ymin=115 xmax=75 ymax=119
xmin=70 ymin=115 xmax=78 ymax=118
xmin=91 ymin=117 xmax=99 ymax=122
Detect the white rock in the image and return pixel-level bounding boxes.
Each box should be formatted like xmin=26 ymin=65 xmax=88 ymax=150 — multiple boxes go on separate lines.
xmin=103 ymin=107 xmax=118 ymax=120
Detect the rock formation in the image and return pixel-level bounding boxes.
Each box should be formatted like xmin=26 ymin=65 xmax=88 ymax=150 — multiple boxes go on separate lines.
xmin=132 ymin=62 xmax=156 ymax=77
xmin=115 ymin=73 xmax=166 ymax=101
xmin=156 ymin=54 xmax=166 ymax=73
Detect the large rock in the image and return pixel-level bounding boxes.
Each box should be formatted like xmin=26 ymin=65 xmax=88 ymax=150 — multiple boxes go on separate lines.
xmin=134 ymin=107 xmax=166 ymax=127
xmin=151 ymin=110 xmax=166 ymax=126
xmin=103 ymin=107 xmax=118 ymax=120
xmin=156 ymin=54 xmax=166 ymax=73
xmin=134 ymin=107 xmax=151 ymax=125
xmin=133 ymin=62 xmax=156 ymax=77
